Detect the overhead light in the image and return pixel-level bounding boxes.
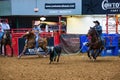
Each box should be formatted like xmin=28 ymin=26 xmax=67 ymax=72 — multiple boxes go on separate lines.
xmin=40 ymin=17 xmax=46 ymax=21
xmin=34 ymin=8 xmax=39 ymax=12
xmin=118 ymin=14 xmax=120 ymax=17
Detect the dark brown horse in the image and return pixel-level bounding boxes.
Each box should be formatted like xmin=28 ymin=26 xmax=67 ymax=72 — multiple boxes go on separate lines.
xmin=18 ymin=30 xmax=48 ymax=58
xmin=0 ymin=30 xmax=13 ymax=57
xmin=87 ymin=27 xmax=104 ymax=60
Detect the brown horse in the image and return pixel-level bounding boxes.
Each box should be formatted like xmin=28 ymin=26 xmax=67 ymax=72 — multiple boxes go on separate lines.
xmin=38 ymin=36 xmax=48 ymax=52
xmin=18 ymin=30 xmax=48 ymax=58
xmin=0 ymin=30 xmax=13 ymax=57
xmin=87 ymin=27 xmax=104 ymax=60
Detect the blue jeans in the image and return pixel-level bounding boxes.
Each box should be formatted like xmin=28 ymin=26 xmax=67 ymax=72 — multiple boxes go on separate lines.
xmin=35 ymin=35 xmax=40 ymax=48
xmin=99 ymin=34 xmax=105 ymax=46
xmin=0 ymin=32 xmax=4 ymax=40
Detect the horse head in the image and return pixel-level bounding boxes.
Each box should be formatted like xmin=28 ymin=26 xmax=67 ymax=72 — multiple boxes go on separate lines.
xmin=87 ymin=27 xmax=96 ymax=37
xmin=87 ymin=27 xmax=100 ymax=45
xmin=22 ymin=30 xmax=36 ymax=49
xmin=23 ymin=30 xmax=36 ymax=40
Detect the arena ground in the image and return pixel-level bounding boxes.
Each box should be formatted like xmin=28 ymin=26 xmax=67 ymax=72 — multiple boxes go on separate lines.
xmin=0 ymin=53 xmax=120 ymax=80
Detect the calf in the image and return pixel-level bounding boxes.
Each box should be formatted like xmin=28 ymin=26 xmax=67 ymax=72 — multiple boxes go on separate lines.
xmin=47 ymin=46 xmax=62 ymax=64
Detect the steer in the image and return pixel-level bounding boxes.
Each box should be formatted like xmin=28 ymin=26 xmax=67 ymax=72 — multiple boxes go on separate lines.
xmin=47 ymin=46 xmax=62 ymax=64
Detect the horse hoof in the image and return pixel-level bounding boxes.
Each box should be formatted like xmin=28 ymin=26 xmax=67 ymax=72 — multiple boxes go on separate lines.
xmin=10 ymin=55 xmax=13 ymax=57
xmin=89 ymin=57 xmax=91 ymax=59
xmin=43 ymin=55 xmax=47 ymax=58
xmin=1 ymin=54 xmax=5 ymax=56
xmin=93 ymin=59 xmax=96 ymax=62
xmin=92 ymin=58 xmax=96 ymax=62
xmin=57 ymin=60 xmax=59 ymax=62
xmin=18 ymin=56 xmax=21 ymax=59
xmin=38 ymin=55 xmax=41 ymax=57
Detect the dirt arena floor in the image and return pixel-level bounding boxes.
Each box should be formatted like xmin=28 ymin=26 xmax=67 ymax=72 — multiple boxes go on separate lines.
xmin=0 ymin=53 xmax=120 ymax=80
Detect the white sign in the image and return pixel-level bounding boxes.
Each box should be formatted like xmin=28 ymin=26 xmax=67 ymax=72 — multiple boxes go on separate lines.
xmin=102 ymin=0 xmax=120 ymax=10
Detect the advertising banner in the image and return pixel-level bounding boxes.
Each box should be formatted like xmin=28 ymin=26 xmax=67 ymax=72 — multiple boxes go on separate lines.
xmin=38 ymin=0 xmax=82 ymax=15
xmin=60 ymin=34 xmax=80 ymax=54
xmin=3 ymin=0 xmax=81 ymax=16
xmin=82 ymin=0 xmax=120 ymax=14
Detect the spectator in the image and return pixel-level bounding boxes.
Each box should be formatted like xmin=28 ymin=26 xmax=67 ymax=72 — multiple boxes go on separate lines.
xmin=93 ymin=20 xmax=102 ymax=38
xmin=1 ymin=19 xmax=10 ymax=32
xmin=1 ymin=19 xmax=11 ymax=39
xmin=0 ymin=22 xmax=4 ymax=40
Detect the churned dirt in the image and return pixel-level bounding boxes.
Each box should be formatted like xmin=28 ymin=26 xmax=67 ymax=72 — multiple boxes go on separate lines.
xmin=0 ymin=54 xmax=120 ymax=80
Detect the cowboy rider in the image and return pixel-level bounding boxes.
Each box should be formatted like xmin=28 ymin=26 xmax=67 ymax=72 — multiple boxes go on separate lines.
xmin=93 ymin=20 xmax=102 ymax=38
xmin=93 ymin=20 xmax=105 ymax=48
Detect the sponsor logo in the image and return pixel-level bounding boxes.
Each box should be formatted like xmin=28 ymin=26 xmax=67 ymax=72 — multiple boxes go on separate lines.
xmin=102 ymin=0 xmax=120 ymax=10
xmin=45 ymin=3 xmax=75 ymax=9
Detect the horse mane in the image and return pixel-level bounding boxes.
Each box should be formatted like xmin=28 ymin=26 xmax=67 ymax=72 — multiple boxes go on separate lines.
xmin=88 ymin=27 xmax=98 ymax=37
xmin=87 ymin=27 xmax=100 ymax=43
xmin=22 ymin=31 xmax=36 ymax=49
xmin=22 ymin=31 xmax=36 ymax=39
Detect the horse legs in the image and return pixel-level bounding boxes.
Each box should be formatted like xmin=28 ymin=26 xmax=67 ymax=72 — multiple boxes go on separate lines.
xmin=18 ymin=44 xmax=27 ymax=58
xmin=49 ymin=57 xmax=53 ymax=64
xmin=4 ymin=44 xmax=13 ymax=57
xmin=4 ymin=44 xmax=6 ymax=56
xmin=1 ymin=45 xmax=5 ymax=56
xmin=96 ymin=48 xmax=103 ymax=57
xmin=35 ymin=48 xmax=42 ymax=57
xmin=0 ymin=43 xmax=2 ymax=55
xmin=52 ymin=53 xmax=61 ymax=63
xmin=9 ymin=45 xmax=13 ymax=57
xmin=49 ymin=51 xmax=54 ymax=64
xmin=57 ymin=53 xmax=61 ymax=62
xmin=87 ymin=48 xmax=92 ymax=59
xmin=54 ymin=56 xmax=56 ymax=61
xmin=92 ymin=50 xmax=97 ymax=60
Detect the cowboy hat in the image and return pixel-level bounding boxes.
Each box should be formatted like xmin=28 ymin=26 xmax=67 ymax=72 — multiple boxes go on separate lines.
xmin=93 ymin=20 xmax=100 ymax=25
